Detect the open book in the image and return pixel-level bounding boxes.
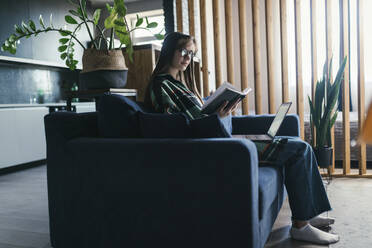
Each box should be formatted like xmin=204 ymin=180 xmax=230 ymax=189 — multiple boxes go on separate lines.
xmin=201 ymin=82 xmax=252 ymax=114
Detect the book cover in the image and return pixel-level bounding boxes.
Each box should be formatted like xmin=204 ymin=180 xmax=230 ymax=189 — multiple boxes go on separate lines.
xmin=201 ymin=82 xmax=252 ymax=114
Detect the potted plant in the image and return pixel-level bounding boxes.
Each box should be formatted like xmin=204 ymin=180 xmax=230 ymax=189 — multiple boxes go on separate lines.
xmin=308 ymin=57 xmax=347 ymax=168
xmin=1 ymin=0 xmax=164 ymax=89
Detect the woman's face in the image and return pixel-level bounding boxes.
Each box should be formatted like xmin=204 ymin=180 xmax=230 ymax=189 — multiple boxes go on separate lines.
xmin=170 ymin=40 xmax=196 ymax=72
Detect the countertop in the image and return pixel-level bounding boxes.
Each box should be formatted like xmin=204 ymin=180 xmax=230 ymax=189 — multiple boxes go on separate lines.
xmin=0 ymin=102 xmax=94 ymax=108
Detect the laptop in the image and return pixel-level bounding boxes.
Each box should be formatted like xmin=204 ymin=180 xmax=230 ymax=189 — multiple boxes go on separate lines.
xmin=234 ymin=102 xmax=292 ymax=142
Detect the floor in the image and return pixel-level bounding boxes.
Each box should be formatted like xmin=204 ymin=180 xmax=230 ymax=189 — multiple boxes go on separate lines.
xmin=265 ymin=177 xmax=372 ymax=248
xmin=0 ymin=165 xmax=371 ymax=248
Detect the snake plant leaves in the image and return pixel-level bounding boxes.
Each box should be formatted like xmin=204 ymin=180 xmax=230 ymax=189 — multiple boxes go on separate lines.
xmin=93 ymin=9 xmax=101 ymax=25
xmin=65 ymin=15 xmax=78 ymax=24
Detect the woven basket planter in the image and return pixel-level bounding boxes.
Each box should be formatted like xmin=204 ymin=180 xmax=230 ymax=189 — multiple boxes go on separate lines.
xmin=79 ymin=48 xmax=128 ymax=90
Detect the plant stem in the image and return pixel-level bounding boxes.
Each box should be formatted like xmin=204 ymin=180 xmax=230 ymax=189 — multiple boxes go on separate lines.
xmin=78 ymin=0 xmax=97 ymax=49
xmin=109 ymin=28 xmax=114 ymax=50
xmin=16 ymin=28 xmax=86 ymax=49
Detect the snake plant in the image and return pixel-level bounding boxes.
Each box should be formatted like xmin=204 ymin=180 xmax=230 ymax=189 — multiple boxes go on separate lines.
xmin=308 ymin=57 xmax=347 ymax=148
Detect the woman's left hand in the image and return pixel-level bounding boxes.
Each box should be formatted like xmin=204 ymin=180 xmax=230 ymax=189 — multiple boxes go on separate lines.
xmin=216 ymin=98 xmax=240 ymax=118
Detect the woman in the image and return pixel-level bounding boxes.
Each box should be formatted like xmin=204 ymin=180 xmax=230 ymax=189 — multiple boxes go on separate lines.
xmin=144 ymin=32 xmax=339 ymax=245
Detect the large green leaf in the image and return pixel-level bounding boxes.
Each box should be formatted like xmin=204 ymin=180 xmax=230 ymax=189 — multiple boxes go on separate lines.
xmin=93 ymin=9 xmax=101 ymax=25
xmin=21 ymin=21 xmax=31 ymax=33
xmin=155 ymin=33 xmax=164 ymax=40
xmin=114 ymin=0 xmax=126 ymax=17
xmin=104 ymin=11 xmax=117 ymax=29
xmin=28 ymin=20 xmax=36 ymax=31
xmin=39 ymin=15 xmax=46 ymax=29
xmin=65 ymin=15 xmax=78 ymax=24
xmin=58 ymin=45 xmax=67 ymax=52
xmin=14 ymin=24 xmax=24 ymax=35
xmin=136 ymin=15 xmax=143 ymax=27
xmin=59 ymin=38 xmax=69 ymax=44
xmin=147 ymin=22 xmax=158 ymax=28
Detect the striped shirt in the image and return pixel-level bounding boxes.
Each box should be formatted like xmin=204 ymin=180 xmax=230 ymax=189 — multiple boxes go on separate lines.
xmin=149 ymin=74 xmax=206 ymax=120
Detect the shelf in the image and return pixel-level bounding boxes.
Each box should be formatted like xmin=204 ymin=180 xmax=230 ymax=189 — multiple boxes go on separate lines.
xmin=0 ymin=55 xmax=82 ymax=70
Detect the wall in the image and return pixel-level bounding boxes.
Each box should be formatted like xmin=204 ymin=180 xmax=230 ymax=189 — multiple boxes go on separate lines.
xmin=0 ymin=0 xmax=94 ymax=104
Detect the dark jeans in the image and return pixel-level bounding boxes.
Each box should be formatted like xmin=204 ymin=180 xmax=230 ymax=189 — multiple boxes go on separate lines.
xmin=259 ymin=137 xmax=331 ymax=221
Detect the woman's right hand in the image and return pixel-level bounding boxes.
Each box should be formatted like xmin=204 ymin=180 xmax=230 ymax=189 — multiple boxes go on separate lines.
xmin=216 ymin=99 xmax=240 ymax=118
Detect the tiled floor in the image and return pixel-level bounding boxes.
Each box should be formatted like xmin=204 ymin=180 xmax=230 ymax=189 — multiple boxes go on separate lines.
xmin=1 ymin=165 xmax=371 ymax=248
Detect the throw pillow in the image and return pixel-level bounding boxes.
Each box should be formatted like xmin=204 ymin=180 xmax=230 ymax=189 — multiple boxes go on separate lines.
xmin=97 ymin=94 xmax=145 ymax=138
xmin=137 ymin=112 xmax=191 ymax=138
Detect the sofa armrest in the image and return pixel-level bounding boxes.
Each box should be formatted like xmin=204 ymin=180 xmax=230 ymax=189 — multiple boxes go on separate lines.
xmin=232 ymin=114 xmax=300 ymax=137
xmin=65 ymin=138 xmax=260 ymax=248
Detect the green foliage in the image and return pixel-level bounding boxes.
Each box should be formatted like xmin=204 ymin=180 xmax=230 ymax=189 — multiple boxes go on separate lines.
xmin=1 ymin=0 xmax=164 ymax=70
xmin=308 ymin=57 xmax=347 ymax=148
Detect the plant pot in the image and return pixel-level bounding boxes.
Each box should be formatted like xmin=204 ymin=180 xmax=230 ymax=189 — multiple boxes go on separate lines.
xmin=313 ymin=147 xmax=333 ymax=168
xmin=79 ymin=48 xmax=128 ymax=90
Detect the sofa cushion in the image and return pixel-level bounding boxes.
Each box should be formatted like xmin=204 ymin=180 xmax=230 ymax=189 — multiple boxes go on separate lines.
xmin=189 ymin=114 xmax=232 ymax=138
xmin=258 ymin=166 xmax=280 ymax=220
xmin=97 ymin=94 xmax=145 ymax=138
xmin=138 ymin=112 xmax=191 ymax=138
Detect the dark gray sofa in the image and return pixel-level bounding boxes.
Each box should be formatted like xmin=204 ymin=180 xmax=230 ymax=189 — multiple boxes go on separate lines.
xmin=44 ymin=107 xmax=300 ymax=248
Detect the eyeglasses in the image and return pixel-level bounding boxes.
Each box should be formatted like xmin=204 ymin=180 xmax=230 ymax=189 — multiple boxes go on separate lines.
xmin=179 ymin=48 xmax=195 ymax=58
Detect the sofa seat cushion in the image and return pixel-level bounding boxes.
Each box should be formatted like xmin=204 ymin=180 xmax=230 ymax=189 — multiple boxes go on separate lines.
xmin=258 ymin=166 xmax=280 ymax=220
xmin=97 ymin=94 xmax=145 ymax=138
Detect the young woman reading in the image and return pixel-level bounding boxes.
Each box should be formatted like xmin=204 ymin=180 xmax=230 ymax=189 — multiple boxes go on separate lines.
xmin=144 ymin=32 xmax=339 ymax=245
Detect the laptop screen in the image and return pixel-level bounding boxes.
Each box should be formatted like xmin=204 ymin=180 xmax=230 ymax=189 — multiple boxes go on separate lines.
xmin=267 ymin=102 xmax=292 ymax=138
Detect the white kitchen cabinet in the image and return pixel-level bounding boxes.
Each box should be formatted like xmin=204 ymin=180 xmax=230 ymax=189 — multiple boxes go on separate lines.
xmin=0 ymin=107 xmax=48 ymax=169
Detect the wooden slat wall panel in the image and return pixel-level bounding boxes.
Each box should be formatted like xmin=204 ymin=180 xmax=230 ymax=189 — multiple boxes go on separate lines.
xmin=310 ymin=0 xmax=317 ymax=103
xmin=176 ymin=0 xmax=183 ymax=32
xmin=266 ymin=0 xmax=275 ymax=114
xmin=294 ymin=0 xmax=305 ymax=139
xmin=252 ymin=0 xmax=263 ymax=114
xmin=341 ymin=0 xmax=351 ymax=174
xmin=188 ymin=0 xmax=195 ymax=37
xmin=280 ymin=0 xmax=289 ymax=103
xmin=239 ymin=0 xmax=249 ymax=115
xmin=310 ymin=0 xmax=317 ymax=148
xmin=199 ymin=0 xmax=209 ymax=97
xmin=225 ymin=0 xmax=235 ymax=85
xmin=326 ymin=0 xmax=336 ymax=173
xmin=357 ymin=0 xmax=367 ymax=175
xmin=213 ymin=0 xmax=222 ymax=89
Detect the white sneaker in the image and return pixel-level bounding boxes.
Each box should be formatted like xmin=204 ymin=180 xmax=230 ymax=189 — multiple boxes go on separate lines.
xmin=290 ymin=224 xmax=339 ymax=245
xmin=309 ymin=215 xmax=335 ymax=228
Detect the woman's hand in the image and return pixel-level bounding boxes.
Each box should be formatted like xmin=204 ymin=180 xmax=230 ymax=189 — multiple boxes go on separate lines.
xmin=216 ymin=99 xmax=240 ymax=118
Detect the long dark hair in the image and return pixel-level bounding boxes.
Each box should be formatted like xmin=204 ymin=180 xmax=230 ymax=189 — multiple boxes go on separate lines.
xmin=144 ymin=32 xmax=202 ymax=109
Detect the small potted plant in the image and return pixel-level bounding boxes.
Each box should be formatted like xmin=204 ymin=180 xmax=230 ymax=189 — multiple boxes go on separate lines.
xmin=308 ymin=57 xmax=347 ymax=168
xmin=1 ymin=0 xmax=164 ymax=89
